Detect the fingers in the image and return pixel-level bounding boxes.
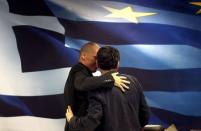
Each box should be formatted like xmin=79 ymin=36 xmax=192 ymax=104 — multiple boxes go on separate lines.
xmin=121 ymin=83 xmax=129 ymax=89
xmin=118 ymin=76 xmax=127 ymax=79
xmin=119 ymin=85 xmax=125 ymax=92
xmin=114 ymin=74 xmax=130 ymax=84
xmin=119 ymin=76 xmax=130 ymax=84
xmin=115 ymin=83 xmax=125 ymax=92
xmin=112 ymin=72 xmax=130 ymax=92
xmin=66 ymin=106 xmax=74 ymax=122
xmin=121 ymin=79 xmax=130 ymax=84
xmin=119 ymin=76 xmax=130 ymax=90
xmin=67 ymin=106 xmax=73 ymax=114
xmin=66 ymin=106 xmax=69 ymax=112
xmin=67 ymin=106 xmax=71 ymax=111
xmin=66 ymin=108 xmax=69 ymax=115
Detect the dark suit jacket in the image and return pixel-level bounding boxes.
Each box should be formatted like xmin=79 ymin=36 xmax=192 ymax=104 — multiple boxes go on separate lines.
xmin=68 ymin=74 xmax=150 ymax=131
xmin=64 ymin=63 xmax=115 ymax=131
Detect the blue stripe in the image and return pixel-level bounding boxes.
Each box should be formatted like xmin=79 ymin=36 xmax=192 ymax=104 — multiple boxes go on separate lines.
xmin=148 ymin=113 xmax=169 ymax=128
xmin=46 ymin=0 xmax=201 ymax=31
xmin=120 ymin=68 xmax=201 ymax=92
xmin=7 ymin=0 xmax=54 ymax=16
xmin=60 ymin=19 xmax=201 ymax=48
xmin=65 ymin=37 xmax=201 ymax=69
xmin=14 ymin=26 xmax=79 ymax=72
xmin=104 ymin=0 xmax=199 ymax=15
xmin=2 ymin=92 xmax=200 ymax=119
xmin=0 ymin=94 xmax=65 ymax=118
xmin=145 ymin=91 xmax=201 ymax=116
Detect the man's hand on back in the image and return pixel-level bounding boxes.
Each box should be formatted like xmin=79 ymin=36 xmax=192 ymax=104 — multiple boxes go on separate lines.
xmin=66 ymin=106 xmax=74 ymax=122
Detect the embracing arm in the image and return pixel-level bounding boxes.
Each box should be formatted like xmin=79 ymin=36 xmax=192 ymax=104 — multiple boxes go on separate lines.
xmin=74 ymin=71 xmax=114 ymax=91
xmin=66 ymin=94 xmax=103 ymax=131
xmin=74 ymin=71 xmax=130 ymax=92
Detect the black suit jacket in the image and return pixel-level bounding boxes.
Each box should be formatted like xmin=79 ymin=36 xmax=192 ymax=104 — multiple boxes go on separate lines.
xmin=68 ymin=74 xmax=150 ymax=131
xmin=64 ymin=63 xmax=114 ymax=131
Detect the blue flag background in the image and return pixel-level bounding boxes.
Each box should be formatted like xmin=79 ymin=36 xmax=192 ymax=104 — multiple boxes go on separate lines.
xmin=0 ymin=0 xmax=201 ymax=130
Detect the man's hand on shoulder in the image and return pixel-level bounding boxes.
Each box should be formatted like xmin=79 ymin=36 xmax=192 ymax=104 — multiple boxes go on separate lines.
xmin=111 ymin=72 xmax=130 ymax=92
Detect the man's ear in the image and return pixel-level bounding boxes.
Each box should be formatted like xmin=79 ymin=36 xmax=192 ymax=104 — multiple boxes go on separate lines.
xmin=81 ymin=53 xmax=86 ymax=61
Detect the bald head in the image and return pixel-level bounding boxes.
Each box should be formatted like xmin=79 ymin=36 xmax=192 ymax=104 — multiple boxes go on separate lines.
xmin=80 ymin=42 xmax=100 ymax=55
xmin=79 ymin=42 xmax=100 ymax=72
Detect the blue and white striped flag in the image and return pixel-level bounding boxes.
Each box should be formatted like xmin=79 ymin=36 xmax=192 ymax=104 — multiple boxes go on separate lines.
xmin=1 ymin=0 xmax=201 ymax=130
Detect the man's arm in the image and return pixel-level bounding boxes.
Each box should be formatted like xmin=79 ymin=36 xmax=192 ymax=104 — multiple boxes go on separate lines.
xmin=74 ymin=71 xmax=113 ymax=91
xmin=139 ymin=91 xmax=150 ymax=126
xmin=66 ymin=93 xmax=103 ymax=131
xmin=136 ymin=79 xmax=150 ymax=127
xmin=128 ymin=75 xmax=150 ymax=127
xmin=74 ymin=71 xmax=130 ymax=92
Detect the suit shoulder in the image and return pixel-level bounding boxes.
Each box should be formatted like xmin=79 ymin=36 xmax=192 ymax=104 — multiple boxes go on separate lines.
xmin=120 ymin=74 xmax=139 ymax=83
xmin=120 ymin=73 xmax=143 ymax=91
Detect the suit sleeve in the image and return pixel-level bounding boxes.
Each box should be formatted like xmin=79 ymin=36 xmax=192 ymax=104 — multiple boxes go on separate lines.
xmin=74 ymin=71 xmax=114 ymax=91
xmin=68 ymin=93 xmax=103 ymax=131
xmin=137 ymin=80 xmax=150 ymax=127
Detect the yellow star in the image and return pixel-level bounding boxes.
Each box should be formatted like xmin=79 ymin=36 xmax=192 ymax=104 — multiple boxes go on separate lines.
xmin=103 ymin=6 xmax=156 ymax=23
xmin=190 ymin=2 xmax=201 ymax=14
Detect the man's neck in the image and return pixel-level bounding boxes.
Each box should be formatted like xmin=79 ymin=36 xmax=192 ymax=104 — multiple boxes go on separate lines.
xmin=100 ymin=70 xmax=109 ymax=75
xmin=100 ymin=69 xmax=116 ymax=75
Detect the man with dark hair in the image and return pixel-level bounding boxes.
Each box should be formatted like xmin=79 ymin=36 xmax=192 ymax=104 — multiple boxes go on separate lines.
xmin=66 ymin=46 xmax=150 ymax=131
xmin=64 ymin=42 xmax=130 ymax=131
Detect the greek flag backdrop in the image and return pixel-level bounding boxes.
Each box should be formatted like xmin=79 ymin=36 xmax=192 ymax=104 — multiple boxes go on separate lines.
xmin=0 ymin=0 xmax=201 ymax=130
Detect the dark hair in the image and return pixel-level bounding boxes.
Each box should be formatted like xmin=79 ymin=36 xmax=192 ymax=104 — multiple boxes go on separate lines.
xmin=97 ymin=46 xmax=120 ymax=70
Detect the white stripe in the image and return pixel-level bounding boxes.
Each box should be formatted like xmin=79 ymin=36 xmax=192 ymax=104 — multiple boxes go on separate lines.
xmin=46 ymin=0 xmax=201 ymax=31
xmin=0 ymin=0 xmax=64 ymax=34
xmin=122 ymin=44 xmax=201 ymax=69
xmin=0 ymin=68 xmax=70 ymax=96
xmin=0 ymin=0 xmax=67 ymax=96
xmin=0 ymin=116 xmax=65 ymax=131
xmin=10 ymin=14 xmax=64 ymax=34
xmin=66 ymin=38 xmax=201 ymax=69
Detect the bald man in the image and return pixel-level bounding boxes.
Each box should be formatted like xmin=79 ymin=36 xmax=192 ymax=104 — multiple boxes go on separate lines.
xmin=66 ymin=46 xmax=150 ymax=131
xmin=64 ymin=42 xmax=129 ymax=131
